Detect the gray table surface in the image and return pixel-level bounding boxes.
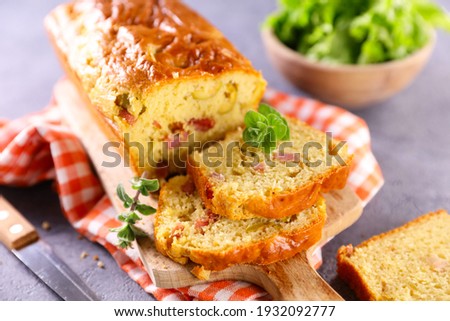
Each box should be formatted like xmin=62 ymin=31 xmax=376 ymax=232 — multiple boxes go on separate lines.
xmin=1 ymin=0 xmax=449 ymax=301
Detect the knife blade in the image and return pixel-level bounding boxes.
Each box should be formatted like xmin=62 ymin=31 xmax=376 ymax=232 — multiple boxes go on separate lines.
xmin=0 ymin=196 xmax=99 ymax=301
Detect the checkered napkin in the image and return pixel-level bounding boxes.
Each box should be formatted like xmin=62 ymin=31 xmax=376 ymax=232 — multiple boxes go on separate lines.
xmin=0 ymin=87 xmax=383 ymax=301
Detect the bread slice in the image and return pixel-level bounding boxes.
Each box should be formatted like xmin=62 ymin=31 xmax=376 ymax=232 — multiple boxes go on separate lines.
xmin=45 ymin=0 xmax=266 ymax=178
xmin=337 ymin=210 xmax=450 ymax=301
xmin=154 ymin=175 xmax=326 ymax=271
xmin=187 ymin=116 xmax=351 ymax=220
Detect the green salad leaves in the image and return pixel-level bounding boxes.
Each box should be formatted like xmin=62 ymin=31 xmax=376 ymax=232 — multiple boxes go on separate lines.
xmin=243 ymin=104 xmax=290 ymax=153
xmin=266 ymin=0 xmax=450 ymax=64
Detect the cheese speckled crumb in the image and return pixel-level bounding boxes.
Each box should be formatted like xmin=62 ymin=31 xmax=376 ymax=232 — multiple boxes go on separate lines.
xmin=337 ymin=210 xmax=450 ymax=301
xmin=154 ymin=175 xmax=326 ymax=271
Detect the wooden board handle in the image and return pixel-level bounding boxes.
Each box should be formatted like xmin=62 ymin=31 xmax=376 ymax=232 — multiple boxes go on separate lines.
xmin=0 ymin=196 xmax=39 ymax=250
xmin=255 ymin=252 xmax=343 ymax=301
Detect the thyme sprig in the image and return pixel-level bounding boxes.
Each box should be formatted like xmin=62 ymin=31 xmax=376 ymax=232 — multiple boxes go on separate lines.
xmin=111 ymin=172 xmax=159 ymax=249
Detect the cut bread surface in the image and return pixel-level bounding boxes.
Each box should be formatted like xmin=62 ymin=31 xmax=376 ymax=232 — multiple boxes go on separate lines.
xmin=154 ymin=175 xmax=326 ymax=271
xmin=337 ymin=210 xmax=450 ymax=301
xmin=188 ymin=117 xmax=351 ymax=220
xmin=45 ymin=0 xmax=266 ymax=177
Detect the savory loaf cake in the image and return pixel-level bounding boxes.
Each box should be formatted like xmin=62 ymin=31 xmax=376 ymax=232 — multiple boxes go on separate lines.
xmin=45 ymin=0 xmax=266 ymax=177
xmin=337 ymin=210 xmax=450 ymax=301
xmin=154 ymin=175 xmax=326 ymax=271
xmin=187 ymin=116 xmax=352 ymax=220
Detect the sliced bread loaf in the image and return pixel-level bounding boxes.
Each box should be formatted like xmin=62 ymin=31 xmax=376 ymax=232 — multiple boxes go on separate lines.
xmin=154 ymin=175 xmax=326 ymax=271
xmin=337 ymin=210 xmax=450 ymax=301
xmin=187 ymin=116 xmax=351 ymax=220
xmin=46 ymin=0 xmax=266 ymax=178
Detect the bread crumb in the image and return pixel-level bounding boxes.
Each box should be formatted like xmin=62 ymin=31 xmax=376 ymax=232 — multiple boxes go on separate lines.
xmin=80 ymin=251 xmax=88 ymax=259
xmin=344 ymin=245 xmax=354 ymax=257
xmin=191 ymin=266 xmax=211 ymax=280
xmin=41 ymin=221 xmax=51 ymax=231
xmin=97 ymin=261 xmax=105 ymax=269
xmin=93 ymin=255 xmax=99 ymax=261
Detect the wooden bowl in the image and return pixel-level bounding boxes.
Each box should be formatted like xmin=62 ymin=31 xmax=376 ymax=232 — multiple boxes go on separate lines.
xmin=261 ymin=29 xmax=436 ymax=109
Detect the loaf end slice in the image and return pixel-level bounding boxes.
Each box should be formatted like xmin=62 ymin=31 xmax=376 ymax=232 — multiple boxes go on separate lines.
xmin=337 ymin=210 xmax=450 ymax=300
xmin=154 ymin=175 xmax=326 ymax=271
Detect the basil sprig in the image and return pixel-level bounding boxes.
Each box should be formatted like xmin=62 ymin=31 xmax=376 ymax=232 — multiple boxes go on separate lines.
xmin=243 ymin=104 xmax=290 ymax=153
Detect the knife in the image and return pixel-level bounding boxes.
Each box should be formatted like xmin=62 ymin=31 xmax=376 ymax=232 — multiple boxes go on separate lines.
xmin=0 ymin=196 xmax=99 ymax=301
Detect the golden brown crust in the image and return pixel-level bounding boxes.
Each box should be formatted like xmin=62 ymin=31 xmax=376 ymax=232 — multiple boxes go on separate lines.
xmin=186 ymin=157 xmax=217 ymax=215
xmin=186 ymin=217 xmax=324 ymax=271
xmin=336 ymin=210 xmax=449 ymax=301
xmin=46 ymin=10 xmax=143 ymax=174
xmin=235 ymin=181 xmax=322 ymax=220
xmin=354 ymin=209 xmax=448 ymax=249
xmin=46 ymin=0 xmax=265 ymax=177
xmin=187 ymin=153 xmax=352 ymax=220
xmin=336 ymin=245 xmax=377 ymax=300
xmin=320 ymin=157 xmax=353 ymax=192
xmin=45 ymin=0 xmax=260 ymax=95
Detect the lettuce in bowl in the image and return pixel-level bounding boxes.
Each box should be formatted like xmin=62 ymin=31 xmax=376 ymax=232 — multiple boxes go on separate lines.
xmin=266 ymin=0 xmax=450 ymax=64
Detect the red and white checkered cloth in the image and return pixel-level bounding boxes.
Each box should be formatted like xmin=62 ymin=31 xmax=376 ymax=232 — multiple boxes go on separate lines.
xmin=0 ymin=86 xmax=383 ymax=301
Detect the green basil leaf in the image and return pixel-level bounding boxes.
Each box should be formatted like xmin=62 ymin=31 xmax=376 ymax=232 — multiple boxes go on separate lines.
xmin=256 ymin=120 xmax=268 ymax=131
xmin=244 ymin=110 xmax=267 ymax=129
xmin=126 ymin=212 xmax=141 ymax=224
xmin=117 ymin=225 xmax=135 ymax=242
xmin=118 ymin=213 xmax=127 ymax=222
xmin=243 ymin=103 xmax=291 ymax=153
xmin=130 ymin=225 xmax=148 ymax=238
xmin=140 ymin=178 xmax=160 ymax=193
xmin=118 ymin=240 xmax=131 ymax=249
xmin=243 ymin=128 xmax=261 ymax=147
xmin=262 ymin=127 xmax=277 ymax=154
xmin=255 ymin=127 xmax=268 ymax=144
xmin=116 ymin=184 xmax=133 ymax=204
xmin=136 ymin=204 xmax=157 ymax=215
xmin=267 ymin=114 xmax=287 ymax=140
xmin=140 ymin=187 xmax=149 ymax=196
xmin=258 ymin=103 xmax=282 ymax=118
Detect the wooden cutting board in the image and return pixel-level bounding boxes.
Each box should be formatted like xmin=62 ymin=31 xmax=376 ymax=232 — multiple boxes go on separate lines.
xmin=55 ymin=78 xmax=363 ymax=300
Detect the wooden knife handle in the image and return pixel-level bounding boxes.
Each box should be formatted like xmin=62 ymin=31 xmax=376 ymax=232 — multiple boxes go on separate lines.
xmin=255 ymin=252 xmax=343 ymax=301
xmin=0 ymin=196 xmax=39 ymax=250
